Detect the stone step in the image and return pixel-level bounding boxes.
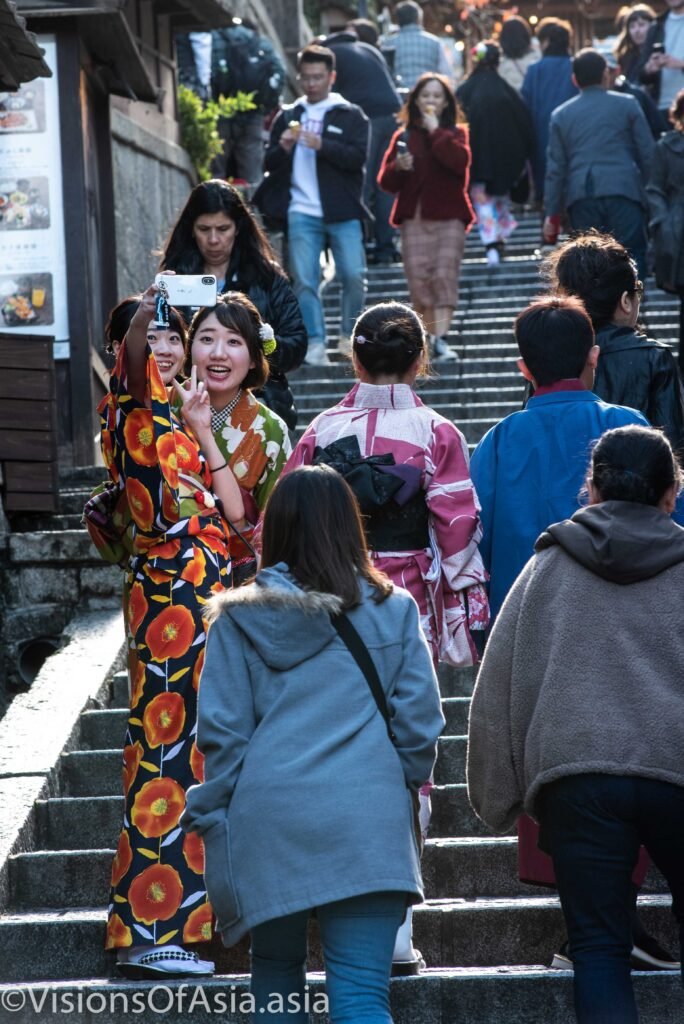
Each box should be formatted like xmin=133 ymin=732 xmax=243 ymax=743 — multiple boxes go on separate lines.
xmin=8 ymin=530 xmax=100 ymax=566
xmin=442 ymin=697 xmax=470 ymax=735
xmin=438 ymin=664 xmax=477 ymax=698
xmin=79 ymin=709 xmax=128 ymax=750
xmin=35 ymin=796 xmax=123 ymax=851
xmin=0 ymin=895 xmax=676 ymax=982
xmin=1 ymin=971 xmax=681 ymax=1024
xmin=431 ymin=784 xmax=501 ymax=838
xmin=58 ymin=733 xmax=466 ymax=797
xmin=109 ymin=670 xmax=130 ymax=709
xmin=16 ymin=835 xmax=666 ymax=911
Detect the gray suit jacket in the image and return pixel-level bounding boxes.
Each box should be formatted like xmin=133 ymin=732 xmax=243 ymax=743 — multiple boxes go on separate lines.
xmin=544 ymin=86 xmax=655 ymax=216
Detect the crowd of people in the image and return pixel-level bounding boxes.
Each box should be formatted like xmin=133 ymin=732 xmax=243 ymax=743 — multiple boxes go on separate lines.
xmin=83 ymin=5 xmax=684 ymax=1023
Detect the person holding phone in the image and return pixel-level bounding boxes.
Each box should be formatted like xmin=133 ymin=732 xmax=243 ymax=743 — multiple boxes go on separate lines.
xmin=160 ymin=180 xmax=306 ymax=429
xmin=100 ymin=282 xmax=243 ymax=979
xmin=378 ymin=73 xmax=474 ymax=360
xmin=639 ymin=0 xmax=684 ymax=129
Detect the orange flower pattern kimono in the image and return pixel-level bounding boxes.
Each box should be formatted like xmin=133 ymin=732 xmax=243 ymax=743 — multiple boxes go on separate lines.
xmin=100 ymin=343 xmax=230 ymax=950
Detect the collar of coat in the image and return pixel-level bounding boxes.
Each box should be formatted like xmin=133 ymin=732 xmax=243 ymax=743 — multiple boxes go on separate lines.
xmin=206 ymin=580 xmax=343 ymax=625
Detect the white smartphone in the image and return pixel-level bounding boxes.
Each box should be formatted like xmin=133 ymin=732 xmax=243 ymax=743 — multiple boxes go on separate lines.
xmin=154 ymin=274 xmax=217 ymax=308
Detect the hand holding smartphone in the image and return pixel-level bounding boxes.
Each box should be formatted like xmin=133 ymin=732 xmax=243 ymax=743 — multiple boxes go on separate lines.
xmin=154 ymin=274 xmax=218 ymax=308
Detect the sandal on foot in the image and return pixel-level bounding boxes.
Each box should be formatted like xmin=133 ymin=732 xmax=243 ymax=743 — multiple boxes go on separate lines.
xmin=117 ymin=944 xmax=215 ymax=979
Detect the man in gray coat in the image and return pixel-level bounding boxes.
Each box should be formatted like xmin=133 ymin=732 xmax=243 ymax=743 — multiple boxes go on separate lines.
xmin=543 ymin=48 xmax=654 ymax=279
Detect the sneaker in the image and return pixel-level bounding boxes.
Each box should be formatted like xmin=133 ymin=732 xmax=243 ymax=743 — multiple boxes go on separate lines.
xmin=550 ymin=938 xmax=681 ymax=973
xmin=550 ymin=941 xmax=573 ymax=970
xmin=631 ymin=935 xmax=680 ymax=971
xmin=432 ymin=335 xmax=457 ymax=361
xmin=305 ymin=344 xmax=330 ymax=367
xmin=117 ymin=944 xmax=215 ymax=979
xmin=486 ymin=247 xmax=500 ymax=267
xmin=337 ymin=336 xmax=352 ymax=357
xmin=391 ymin=949 xmax=426 ymax=977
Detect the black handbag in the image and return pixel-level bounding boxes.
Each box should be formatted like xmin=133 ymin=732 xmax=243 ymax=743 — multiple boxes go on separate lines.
xmin=331 ymin=611 xmax=423 ymax=853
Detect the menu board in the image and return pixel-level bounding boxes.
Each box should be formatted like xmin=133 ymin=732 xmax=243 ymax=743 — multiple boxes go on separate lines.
xmin=0 ymin=37 xmax=69 ymax=358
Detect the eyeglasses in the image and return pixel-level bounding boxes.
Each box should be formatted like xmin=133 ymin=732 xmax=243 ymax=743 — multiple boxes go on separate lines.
xmin=297 ymin=73 xmax=329 ymax=84
xmin=632 ymin=280 xmax=644 ymax=300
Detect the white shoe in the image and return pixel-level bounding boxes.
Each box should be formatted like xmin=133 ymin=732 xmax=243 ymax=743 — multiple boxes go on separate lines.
xmin=117 ymin=944 xmax=215 ymax=979
xmin=337 ymin=336 xmax=352 ymax=357
xmin=432 ymin=335 xmax=456 ymax=361
xmin=305 ymin=344 xmax=330 ymax=366
xmin=486 ymin=247 xmax=500 ymax=267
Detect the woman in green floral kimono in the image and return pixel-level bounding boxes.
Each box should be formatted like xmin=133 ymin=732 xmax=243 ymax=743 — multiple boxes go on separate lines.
xmin=188 ymin=292 xmax=291 ymax=570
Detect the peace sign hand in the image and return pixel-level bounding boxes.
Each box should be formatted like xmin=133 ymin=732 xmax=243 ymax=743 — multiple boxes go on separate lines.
xmin=172 ymin=365 xmax=212 ymax=442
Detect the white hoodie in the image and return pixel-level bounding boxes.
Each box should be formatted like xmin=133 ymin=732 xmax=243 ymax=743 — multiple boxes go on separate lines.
xmin=289 ymin=92 xmax=347 ymax=218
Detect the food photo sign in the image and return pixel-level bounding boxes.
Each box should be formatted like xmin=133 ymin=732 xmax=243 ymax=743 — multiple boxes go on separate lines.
xmin=0 ymin=36 xmax=69 ymax=358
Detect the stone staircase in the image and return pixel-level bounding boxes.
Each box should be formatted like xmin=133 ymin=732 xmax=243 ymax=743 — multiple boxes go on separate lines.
xmin=0 ymin=213 xmax=681 ymax=1021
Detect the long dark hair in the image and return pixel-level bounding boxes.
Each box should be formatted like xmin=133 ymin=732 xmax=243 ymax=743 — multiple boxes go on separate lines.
xmin=589 ymin=425 xmax=682 ymax=506
xmin=499 ymin=15 xmax=533 ymax=60
xmin=542 ymin=231 xmax=640 ymax=331
xmin=160 ymin=180 xmax=283 ymax=289
xmin=614 ymin=4 xmax=656 ymax=69
xmin=260 ymin=466 xmax=393 ymax=608
xmin=399 ymin=73 xmax=458 ymax=130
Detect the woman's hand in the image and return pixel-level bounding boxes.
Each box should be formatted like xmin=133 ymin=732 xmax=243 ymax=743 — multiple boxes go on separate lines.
xmin=422 ymin=111 xmax=440 ymax=133
xmin=396 ymin=150 xmax=414 ymax=171
xmin=173 ymin=366 xmax=212 ymax=442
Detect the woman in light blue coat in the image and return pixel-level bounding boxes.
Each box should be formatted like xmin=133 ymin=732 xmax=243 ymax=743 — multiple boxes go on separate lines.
xmin=181 ymin=464 xmax=444 ymax=1023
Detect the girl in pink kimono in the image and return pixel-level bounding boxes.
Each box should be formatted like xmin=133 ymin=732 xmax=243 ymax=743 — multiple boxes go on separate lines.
xmin=286 ymin=300 xmax=489 ymax=974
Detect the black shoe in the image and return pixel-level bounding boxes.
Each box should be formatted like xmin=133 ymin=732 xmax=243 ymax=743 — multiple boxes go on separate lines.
xmin=550 ymin=938 xmax=681 ymax=972
xmin=391 ymin=950 xmax=426 ymax=977
xmin=631 ymin=935 xmax=680 ymax=971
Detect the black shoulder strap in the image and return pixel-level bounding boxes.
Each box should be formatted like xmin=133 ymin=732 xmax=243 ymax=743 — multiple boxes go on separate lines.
xmin=331 ymin=612 xmax=395 ymax=743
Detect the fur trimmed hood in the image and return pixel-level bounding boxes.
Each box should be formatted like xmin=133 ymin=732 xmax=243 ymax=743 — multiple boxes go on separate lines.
xmin=206 ymin=565 xmax=344 ymax=670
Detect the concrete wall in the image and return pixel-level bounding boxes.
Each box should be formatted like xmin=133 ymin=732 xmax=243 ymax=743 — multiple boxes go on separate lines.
xmin=110 ymin=101 xmax=197 ymax=299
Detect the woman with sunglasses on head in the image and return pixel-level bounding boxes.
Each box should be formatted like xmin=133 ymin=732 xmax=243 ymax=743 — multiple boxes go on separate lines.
xmin=543 ymin=230 xmax=684 ymax=448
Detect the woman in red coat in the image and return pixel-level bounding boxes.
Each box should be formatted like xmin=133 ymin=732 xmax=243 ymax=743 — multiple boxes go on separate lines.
xmin=378 ymin=73 xmax=474 ymax=360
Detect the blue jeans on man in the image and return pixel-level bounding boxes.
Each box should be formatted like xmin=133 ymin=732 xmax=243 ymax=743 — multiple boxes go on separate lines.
xmin=538 ymin=773 xmax=684 ymax=1024
xmin=250 ymin=891 xmax=406 ymax=1023
xmin=568 ymin=196 xmax=648 ymax=283
xmin=287 ymin=211 xmax=367 ymax=353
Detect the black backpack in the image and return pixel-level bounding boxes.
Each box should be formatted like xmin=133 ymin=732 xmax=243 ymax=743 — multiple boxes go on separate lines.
xmin=211 ymin=26 xmax=284 ymax=112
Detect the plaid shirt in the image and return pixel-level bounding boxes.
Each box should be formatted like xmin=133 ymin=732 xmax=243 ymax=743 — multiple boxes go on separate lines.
xmin=382 ymin=24 xmax=451 ymax=90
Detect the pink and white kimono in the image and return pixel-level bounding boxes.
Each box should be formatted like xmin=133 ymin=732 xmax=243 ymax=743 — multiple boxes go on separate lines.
xmin=287 ymin=381 xmax=489 ymax=667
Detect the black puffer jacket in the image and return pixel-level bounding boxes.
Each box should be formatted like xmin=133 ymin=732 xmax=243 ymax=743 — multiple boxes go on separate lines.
xmin=230 ymin=268 xmax=307 ymax=430
xmin=593 ymin=322 xmax=684 ymax=450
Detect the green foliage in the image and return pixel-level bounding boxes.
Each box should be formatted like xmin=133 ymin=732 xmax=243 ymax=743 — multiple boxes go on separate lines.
xmin=178 ymin=85 xmax=258 ymax=181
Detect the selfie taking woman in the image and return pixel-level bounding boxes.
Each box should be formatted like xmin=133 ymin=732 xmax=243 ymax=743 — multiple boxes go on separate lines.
xmin=100 ymin=282 xmax=242 ymax=978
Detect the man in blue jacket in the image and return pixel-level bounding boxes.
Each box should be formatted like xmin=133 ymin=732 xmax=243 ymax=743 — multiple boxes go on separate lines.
xmin=471 ymin=295 xmax=648 ymax=624
xmin=542 ymin=48 xmax=654 ymax=279
xmin=255 ymin=44 xmax=369 ymax=366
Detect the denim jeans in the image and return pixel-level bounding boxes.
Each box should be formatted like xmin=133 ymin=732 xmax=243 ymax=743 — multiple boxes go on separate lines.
xmin=538 ymin=773 xmax=684 ymax=1024
xmin=250 ymin=891 xmax=406 ymax=1023
xmin=287 ymin=211 xmax=367 ymax=346
xmin=568 ymin=196 xmax=648 ymax=282
xmin=365 ymin=113 xmax=399 ymax=257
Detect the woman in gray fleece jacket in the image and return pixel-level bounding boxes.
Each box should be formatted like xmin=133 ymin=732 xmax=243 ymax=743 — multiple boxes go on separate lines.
xmin=467 ymin=425 xmax=684 ymax=1024
xmin=182 ymin=464 xmax=444 ymax=1023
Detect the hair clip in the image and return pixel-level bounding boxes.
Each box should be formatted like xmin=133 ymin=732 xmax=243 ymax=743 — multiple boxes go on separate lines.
xmin=471 ymin=42 xmax=488 ymax=62
xmin=354 ymin=334 xmax=368 ymax=345
xmin=259 ymin=322 xmax=277 ymax=356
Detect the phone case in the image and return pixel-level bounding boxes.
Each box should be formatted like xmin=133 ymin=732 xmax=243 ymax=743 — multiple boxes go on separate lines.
xmin=154 ymin=274 xmax=217 ymax=308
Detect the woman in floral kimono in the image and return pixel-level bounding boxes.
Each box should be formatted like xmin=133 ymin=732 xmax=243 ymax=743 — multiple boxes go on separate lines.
xmin=188 ymin=292 xmax=291 ymax=574
xmin=101 ymin=283 xmax=245 ymax=978
xmin=285 ymin=300 xmax=488 ymax=974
